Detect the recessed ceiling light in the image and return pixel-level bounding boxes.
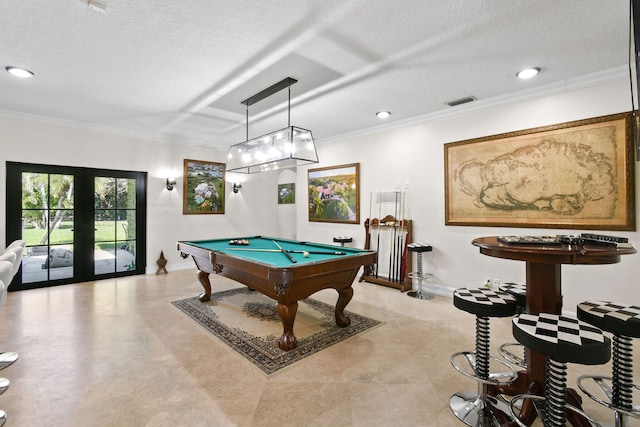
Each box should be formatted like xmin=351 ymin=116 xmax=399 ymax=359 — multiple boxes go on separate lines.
xmin=516 ymin=67 xmax=540 ymax=79
xmin=6 ymin=66 xmax=34 ymax=78
xmin=376 ymin=111 xmax=391 ymax=119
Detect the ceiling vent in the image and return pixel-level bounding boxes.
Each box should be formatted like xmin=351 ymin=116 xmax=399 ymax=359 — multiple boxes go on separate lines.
xmin=446 ymin=96 xmax=476 ymax=107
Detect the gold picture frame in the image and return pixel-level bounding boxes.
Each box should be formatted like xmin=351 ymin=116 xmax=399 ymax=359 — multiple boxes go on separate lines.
xmin=183 ymin=159 xmax=225 ymax=215
xmin=308 ymin=163 xmax=360 ymax=223
xmin=444 ymin=112 xmax=635 ymax=230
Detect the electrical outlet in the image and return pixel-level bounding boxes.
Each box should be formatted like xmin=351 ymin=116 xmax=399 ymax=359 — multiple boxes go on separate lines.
xmin=492 ymin=278 xmax=501 ymax=289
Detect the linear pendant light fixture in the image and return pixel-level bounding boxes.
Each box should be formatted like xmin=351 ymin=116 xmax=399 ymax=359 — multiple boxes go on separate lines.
xmin=226 ymin=77 xmax=318 ymax=173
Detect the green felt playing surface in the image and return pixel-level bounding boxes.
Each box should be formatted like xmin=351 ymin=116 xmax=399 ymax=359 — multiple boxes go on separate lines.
xmin=187 ymin=236 xmax=367 ymax=267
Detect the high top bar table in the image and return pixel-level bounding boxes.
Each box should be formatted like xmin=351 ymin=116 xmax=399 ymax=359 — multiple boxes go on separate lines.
xmin=471 ymin=236 xmax=636 ymax=426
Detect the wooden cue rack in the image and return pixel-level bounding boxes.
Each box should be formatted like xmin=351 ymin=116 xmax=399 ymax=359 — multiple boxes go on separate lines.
xmin=359 ymin=214 xmax=413 ymax=291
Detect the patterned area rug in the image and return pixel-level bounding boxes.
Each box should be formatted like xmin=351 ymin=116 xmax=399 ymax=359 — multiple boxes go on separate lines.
xmin=171 ymin=287 xmax=382 ymax=375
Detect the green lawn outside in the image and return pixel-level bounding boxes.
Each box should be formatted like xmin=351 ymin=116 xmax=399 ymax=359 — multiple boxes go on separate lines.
xmin=21 ymin=221 xmax=131 ymax=247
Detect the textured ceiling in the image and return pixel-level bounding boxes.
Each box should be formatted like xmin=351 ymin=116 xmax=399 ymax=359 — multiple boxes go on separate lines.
xmin=0 ymin=0 xmax=632 ymax=149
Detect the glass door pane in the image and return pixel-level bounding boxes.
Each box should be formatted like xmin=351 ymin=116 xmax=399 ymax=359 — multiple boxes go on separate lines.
xmin=7 ymin=162 xmax=146 ymax=290
xmin=20 ymin=172 xmax=75 ymax=283
xmin=94 ymin=177 xmax=138 ymax=275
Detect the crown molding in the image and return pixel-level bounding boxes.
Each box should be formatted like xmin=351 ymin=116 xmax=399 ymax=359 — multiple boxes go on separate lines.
xmin=318 ymin=65 xmax=630 ymax=145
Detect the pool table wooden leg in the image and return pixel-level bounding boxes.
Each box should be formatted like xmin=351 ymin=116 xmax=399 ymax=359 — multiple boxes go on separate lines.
xmin=335 ymin=286 xmax=353 ymax=327
xmin=196 ymin=270 xmax=212 ymax=302
xmin=277 ymin=301 xmax=298 ymax=350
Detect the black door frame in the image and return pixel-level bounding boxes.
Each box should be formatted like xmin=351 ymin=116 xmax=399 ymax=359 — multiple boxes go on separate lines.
xmin=5 ymin=161 xmax=147 ymax=291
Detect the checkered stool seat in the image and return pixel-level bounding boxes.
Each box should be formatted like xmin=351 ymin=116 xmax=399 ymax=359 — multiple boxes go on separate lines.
xmin=453 ymin=288 xmax=518 ymax=318
xmin=509 ymin=313 xmax=611 ymax=427
xmin=332 ymin=236 xmax=352 ymax=246
xmin=577 ymin=301 xmax=640 ymax=425
xmin=513 ymin=313 xmax=610 ymax=365
xmin=499 ymin=282 xmax=526 ymax=309
xmin=407 ymin=242 xmax=432 ymax=253
xmin=577 ymin=301 xmax=640 ymax=338
xmin=450 ymin=288 xmax=519 ymax=426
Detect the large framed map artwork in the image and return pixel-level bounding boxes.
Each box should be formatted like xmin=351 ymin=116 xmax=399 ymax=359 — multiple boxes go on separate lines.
xmin=444 ymin=112 xmax=635 ymax=230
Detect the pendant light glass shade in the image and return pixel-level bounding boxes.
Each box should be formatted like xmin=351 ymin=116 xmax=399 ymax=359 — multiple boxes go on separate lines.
xmin=225 ymin=77 xmax=318 ymax=173
xmin=226 ymin=126 xmax=317 ymax=173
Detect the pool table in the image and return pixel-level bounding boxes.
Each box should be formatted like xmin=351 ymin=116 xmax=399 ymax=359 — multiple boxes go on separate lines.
xmin=177 ymin=236 xmax=376 ymax=350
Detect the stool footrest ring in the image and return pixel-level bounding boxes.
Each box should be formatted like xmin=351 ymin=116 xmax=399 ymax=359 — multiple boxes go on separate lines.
xmin=577 ymin=374 xmax=640 ymax=418
xmin=509 ymin=394 xmax=603 ymax=427
xmin=450 ymin=351 xmax=518 ymax=386
xmin=498 ymin=342 xmax=527 ymax=368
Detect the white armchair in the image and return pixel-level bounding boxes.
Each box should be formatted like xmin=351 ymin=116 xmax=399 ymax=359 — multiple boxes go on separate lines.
xmin=0 ymin=263 xmax=13 ymax=397
xmin=0 ymin=262 xmax=12 ymax=307
xmin=0 ymin=278 xmax=5 ymax=426
xmin=1 ymin=240 xmax=25 ymax=278
xmin=0 ymin=243 xmax=22 ymax=370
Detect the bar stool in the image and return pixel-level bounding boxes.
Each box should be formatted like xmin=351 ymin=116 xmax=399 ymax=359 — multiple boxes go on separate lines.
xmin=406 ymin=243 xmax=433 ymax=300
xmin=332 ymin=236 xmax=352 ymax=247
xmin=498 ymin=282 xmax=527 ymax=368
xmin=510 ymin=312 xmax=611 ymax=427
xmin=450 ymin=288 xmax=519 ymax=426
xmin=577 ymin=300 xmax=640 ymax=427
xmin=0 ymin=243 xmax=22 ymax=370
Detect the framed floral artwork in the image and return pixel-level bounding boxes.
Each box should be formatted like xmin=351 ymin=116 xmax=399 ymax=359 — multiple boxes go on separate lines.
xmin=183 ymin=159 xmax=225 ymax=214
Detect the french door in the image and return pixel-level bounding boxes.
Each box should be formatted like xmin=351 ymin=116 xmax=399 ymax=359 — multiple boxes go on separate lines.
xmin=5 ymin=162 xmax=147 ymax=291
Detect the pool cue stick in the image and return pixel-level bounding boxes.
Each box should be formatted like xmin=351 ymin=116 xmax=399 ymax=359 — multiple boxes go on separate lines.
xmin=226 ymin=248 xmax=282 ymax=252
xmin=376 ymin=192 xmax=383 ymax=279
xmin=227 ymin=248 xmax=346 ymax=255
xmin=287 ymin=250 xmax=346 ymax=255
xmin=388 ymin=222 xmax=393 ymax=282
xmin=392 ymin=192 xmax=399 ymax=282
xmin=397 ymin=234 xmax=401 ymax=281
xmin=397 ymin=193 xmax=404 ymax=283
xmin=375 ymin=221 xmax=380 ymax=278
xmin=273 ymin=240 xmax=297 ymax=263
xmin=400 ymin=233 xmax=404 ymax=282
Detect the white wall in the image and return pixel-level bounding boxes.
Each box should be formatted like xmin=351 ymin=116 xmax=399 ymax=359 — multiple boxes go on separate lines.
xmin=276 ymin=168 xmax=297 ymax=239
xmin=296 ymin=78 xmax=640 ymax=313
xmin=2 ymin=76 xmax=638 ymax=313
xmin=0 ymin=114 xmax=282 ymax=273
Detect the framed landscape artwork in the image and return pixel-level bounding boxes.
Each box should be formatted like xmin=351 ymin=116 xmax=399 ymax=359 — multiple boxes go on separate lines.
xmin=278 ymin=183 xmax=295 ymax=204
xmin=444 ymin=112 xmax=635 ymax=230
xmin=183 ymin=159 xmax=225 ymax=215
xmin=308 ymin=163 xmax=360 ymax=224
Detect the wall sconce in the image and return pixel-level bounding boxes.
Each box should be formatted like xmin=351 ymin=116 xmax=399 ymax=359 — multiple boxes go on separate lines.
xmin=232 ymin=183 xmax=242 ymax=193
xmin=166 ymin=178 xmax=177 ymax=191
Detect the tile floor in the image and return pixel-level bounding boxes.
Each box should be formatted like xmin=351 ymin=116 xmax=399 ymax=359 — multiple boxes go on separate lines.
xmin=0 ymin=270 xmax=633 ymax=426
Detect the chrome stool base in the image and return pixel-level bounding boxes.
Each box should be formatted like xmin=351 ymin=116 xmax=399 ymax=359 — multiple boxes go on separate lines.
xmin=407 ymin=289 xmax=433 ymax=300
xmin=509 ymin=394 xmax=603 ymax=427
xmin=0 ymin=352 xmax=18 ymax=370
xmin=0 ymin=409 xmax=5 ymax=427
xmin=450 ymin=391 xmax=511 ymax=427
